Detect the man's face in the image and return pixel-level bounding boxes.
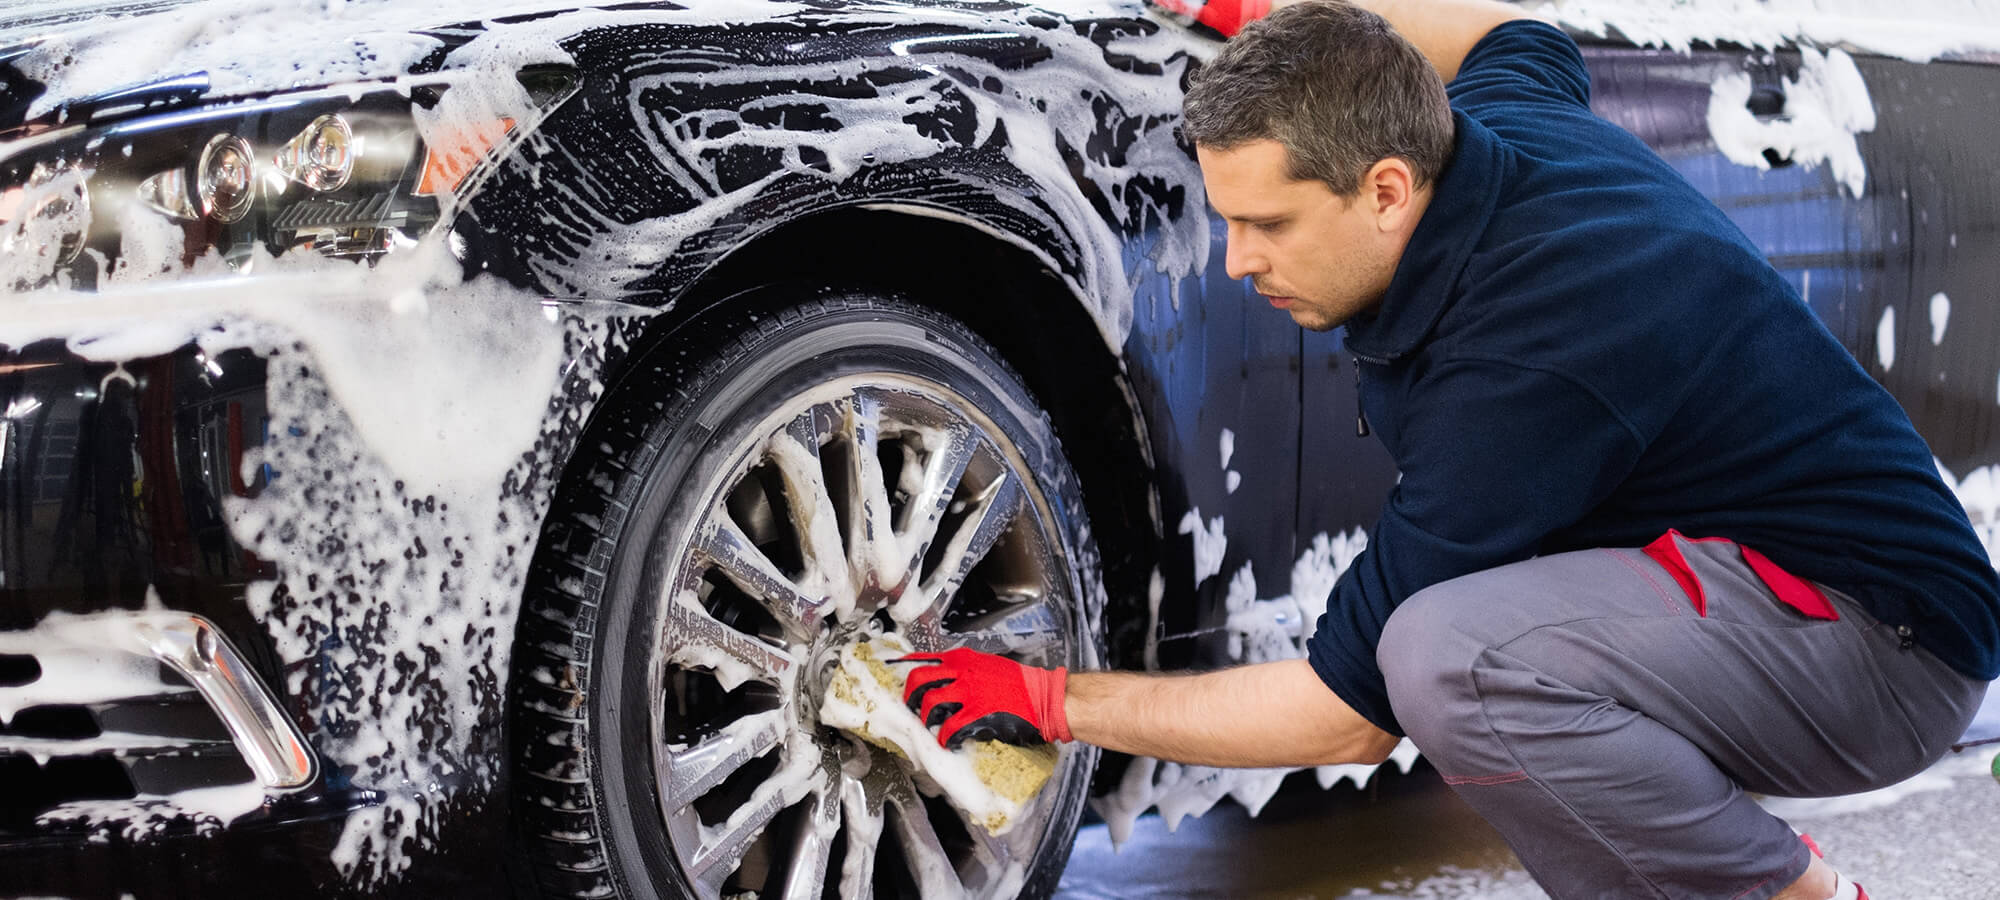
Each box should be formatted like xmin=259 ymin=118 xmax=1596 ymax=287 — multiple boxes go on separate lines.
xmin=1197 ymin=140 xmax=1412 ymax=332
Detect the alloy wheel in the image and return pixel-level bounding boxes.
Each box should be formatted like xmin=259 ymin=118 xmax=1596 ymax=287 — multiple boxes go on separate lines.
xmin=646 ymin=375 xmax=1081 ymax=900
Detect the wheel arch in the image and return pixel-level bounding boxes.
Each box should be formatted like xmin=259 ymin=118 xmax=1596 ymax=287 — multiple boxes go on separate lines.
xmin=581 ymin=204 xmax=1167 ymax=672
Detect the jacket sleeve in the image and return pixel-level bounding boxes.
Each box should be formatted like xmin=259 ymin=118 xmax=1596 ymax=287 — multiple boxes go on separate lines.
xmin=1303 ymin=356 xmax=1644 ymax=734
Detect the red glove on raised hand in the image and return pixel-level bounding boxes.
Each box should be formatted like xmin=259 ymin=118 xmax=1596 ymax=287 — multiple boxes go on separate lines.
xmin=894 ymin=648 xmax=1071 ymax=750
xmin=1150 ymin=0 xmax=1274 ymax=38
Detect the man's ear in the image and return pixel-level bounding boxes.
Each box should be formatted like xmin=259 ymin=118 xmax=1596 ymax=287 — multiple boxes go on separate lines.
xmin=1364 ymin=157 xmax=1419 ymax=231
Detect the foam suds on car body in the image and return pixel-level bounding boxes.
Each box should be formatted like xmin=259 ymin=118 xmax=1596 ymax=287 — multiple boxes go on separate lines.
xmin=468 ymin=1 xmax=1213 ymax=351
xmin=0 ymin=239 xmax=637 ymax=879
xmin=1097 ymin=524 xmax=1399 ymax=845
xmin=0 ymin=611 xmax=195 ymax=728
xmin=1534 ymin=0 xmax=2000 ymax=62
xmin=1705 ymin=46 xmax=1876 ymax=198
xmin=229 ymin=293 xmax=628 ymax=882
xmin=1877 ymin=305 xmax=1898 ymax=372
xmin=6 ymin=0 xmax=562 ymax=121
xmin=1089 ymin=739 xmax=1425 ymax=845
xmin=35 ymin=781 xmax=268 ymax=844
xmin=1177 ymin=508 xmax=1227 ymax=586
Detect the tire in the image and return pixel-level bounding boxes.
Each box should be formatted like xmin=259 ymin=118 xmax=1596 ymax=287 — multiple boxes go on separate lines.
xmin=511 ymin=287 xmax=1105 ymax=900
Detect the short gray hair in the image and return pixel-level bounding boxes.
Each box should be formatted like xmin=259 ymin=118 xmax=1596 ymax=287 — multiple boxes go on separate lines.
xmin=1182 ymin=0 xmax=1454 ymax=195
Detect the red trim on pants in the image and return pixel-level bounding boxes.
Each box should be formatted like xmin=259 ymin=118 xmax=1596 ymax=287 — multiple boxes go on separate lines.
xmin=1641 ymin=529 xmax=1839 ymax=621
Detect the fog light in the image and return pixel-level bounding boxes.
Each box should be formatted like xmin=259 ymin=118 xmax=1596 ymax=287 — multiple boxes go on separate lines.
xmin=274 ymin=114 xmax=355 ymax=192
xmin=198 ymin=134 xmax=256 ymax=223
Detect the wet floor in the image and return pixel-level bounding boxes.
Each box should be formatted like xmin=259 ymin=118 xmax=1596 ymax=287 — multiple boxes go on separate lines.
xmin=1056 ymin=762 xmax=1543 ymax=900
xmin=1057 ymin=690 xmax=2000 ymax=899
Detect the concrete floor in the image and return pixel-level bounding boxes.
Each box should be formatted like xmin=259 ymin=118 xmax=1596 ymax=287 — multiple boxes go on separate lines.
xmin=1057 ymin=693 xmax=2000 ymax=899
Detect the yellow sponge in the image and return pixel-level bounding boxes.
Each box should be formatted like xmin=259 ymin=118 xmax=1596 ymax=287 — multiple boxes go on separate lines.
xmin=819 ymin=633 xmax=1057 ymax=835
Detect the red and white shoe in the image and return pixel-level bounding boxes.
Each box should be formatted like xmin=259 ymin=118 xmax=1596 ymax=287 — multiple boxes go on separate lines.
xmin=1799 ymin=833 xmax=1870 ymax=900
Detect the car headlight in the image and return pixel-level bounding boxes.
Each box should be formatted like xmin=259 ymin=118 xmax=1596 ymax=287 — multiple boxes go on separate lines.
xmin=0 ymin=66 xmax=575 ymax=291
xmin=274 ymin=113 xmax=356 ymax=193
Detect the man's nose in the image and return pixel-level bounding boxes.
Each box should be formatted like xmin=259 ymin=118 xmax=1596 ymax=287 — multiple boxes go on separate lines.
xmin=1223 ymin=232 xmax=1267 ymax=282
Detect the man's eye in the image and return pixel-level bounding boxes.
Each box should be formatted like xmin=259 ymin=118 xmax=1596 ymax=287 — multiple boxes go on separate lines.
xmin=1252 ymin=220 xmax=1285 ymax=233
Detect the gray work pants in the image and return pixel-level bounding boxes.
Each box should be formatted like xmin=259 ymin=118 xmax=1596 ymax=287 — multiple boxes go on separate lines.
xmin=1377 ymin=535 xmax=1988 ymax=900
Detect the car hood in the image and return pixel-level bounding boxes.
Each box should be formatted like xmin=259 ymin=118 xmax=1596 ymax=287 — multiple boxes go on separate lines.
xmin=0 ymin=1 xmax=202 ymax=42
xmin=0 ymin=0 xmax=487 ymax=131
xmin=0 ymin=0 xmax=1153 ymax=135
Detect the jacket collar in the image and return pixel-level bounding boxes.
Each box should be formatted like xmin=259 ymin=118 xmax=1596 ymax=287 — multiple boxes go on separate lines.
xmin=1341 ymin=110 xmax=1506 ymax=362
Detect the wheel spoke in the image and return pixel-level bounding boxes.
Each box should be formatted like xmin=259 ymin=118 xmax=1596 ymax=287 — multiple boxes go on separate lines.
xmin=702 ymin=516 xmax=828 ymax=640
xmin=777 ymin=784 xmax=841 ymax=900
xmin=899 ymin=606 xmax=949 ymax=653
xmin=837 ymin=773 xmax=884 ymax=899
xmin=662 ymin=587 xmax=794 ymax=691
xmin=688 ymin=765 xmax=825 ymax=896
xmin=948 ymin=598 xmax=1062 ymax=659
xmin=902 ymin=473 xmax=1021 ymax=622
xmin=892 ymin=422 xmax=977 ymax=590
xmin=770 ymin=417 xmax=856 ymax=621
xmin=843 ymin=392 xmax=902 ymax=595
xmin=962 ymin=812 xmax=1020 ymax=896
xmin=663 ymin=710 xmax=786 ymax=813
xmin=888 ymin=779 xmax=968 ymax=900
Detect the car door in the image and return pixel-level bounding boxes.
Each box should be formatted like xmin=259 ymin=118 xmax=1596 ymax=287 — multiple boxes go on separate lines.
xmin=1128 ymin=215 xmax=1309 ymax=670
xmin=1586 ymin=41 xmax=2000 ymax=540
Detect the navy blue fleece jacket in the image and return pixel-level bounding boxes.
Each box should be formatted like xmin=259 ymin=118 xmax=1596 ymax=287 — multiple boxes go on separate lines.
xmin=1304 ymin=21 xmax=2000 ymax=735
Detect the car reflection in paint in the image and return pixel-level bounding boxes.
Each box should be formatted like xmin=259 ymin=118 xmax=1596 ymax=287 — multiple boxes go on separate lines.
xmin=1 ymin=1 xmax=1996 ymax=898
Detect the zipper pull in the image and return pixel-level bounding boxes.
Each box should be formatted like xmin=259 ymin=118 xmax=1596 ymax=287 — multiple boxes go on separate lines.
xmin=1353 ymin=357 xmax=1371 ymax=438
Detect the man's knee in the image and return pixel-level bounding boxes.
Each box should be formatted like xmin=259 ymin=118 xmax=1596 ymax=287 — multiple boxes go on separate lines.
xmin=1378 ymin=578 xmax=1493 ymax=746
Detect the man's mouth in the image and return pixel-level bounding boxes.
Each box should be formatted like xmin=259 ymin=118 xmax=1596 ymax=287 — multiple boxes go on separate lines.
xmin=1263 ymin=294 xmax=1293 ymax=310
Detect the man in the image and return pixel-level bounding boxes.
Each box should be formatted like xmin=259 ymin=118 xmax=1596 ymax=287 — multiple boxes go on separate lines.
xmin=898 ymin=2 xmax=1998 ymax=897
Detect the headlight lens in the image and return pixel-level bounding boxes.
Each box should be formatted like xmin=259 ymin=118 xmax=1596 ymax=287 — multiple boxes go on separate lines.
xmin=198 ymin=133 xmax=257 ymax=223
xmin=274 ymin=113 xmax=355 ymax=192
xmin=136 ymin=161 xmax=199 ymax=220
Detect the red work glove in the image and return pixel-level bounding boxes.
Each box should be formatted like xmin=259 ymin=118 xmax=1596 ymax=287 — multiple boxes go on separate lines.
xmin=1150 ymin=0 xmax=1274 ymax=38
xmin=894 ymin=648 xmax=1071 ymax=749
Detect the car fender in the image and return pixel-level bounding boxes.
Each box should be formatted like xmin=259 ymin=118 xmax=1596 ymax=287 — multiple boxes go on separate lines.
xmin=458 ymin=5 xmax=1213 ymax=357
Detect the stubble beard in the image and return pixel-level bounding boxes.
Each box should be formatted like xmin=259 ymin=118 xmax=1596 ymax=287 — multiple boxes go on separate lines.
xmin=1291 ymin=305 xmax=1341 ymax=332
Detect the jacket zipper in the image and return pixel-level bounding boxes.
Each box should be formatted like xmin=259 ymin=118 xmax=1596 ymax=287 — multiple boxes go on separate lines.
xmin=1352 ymin=356 xmax=1372 ymax=438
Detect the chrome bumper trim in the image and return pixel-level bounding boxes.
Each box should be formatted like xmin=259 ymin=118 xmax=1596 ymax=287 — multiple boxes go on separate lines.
xmin=121 ymin=614 xmax=317 ymax=790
